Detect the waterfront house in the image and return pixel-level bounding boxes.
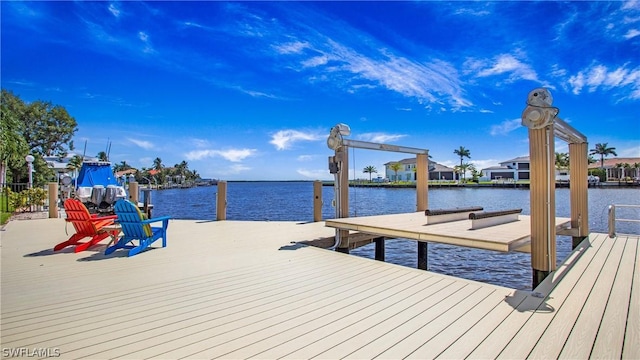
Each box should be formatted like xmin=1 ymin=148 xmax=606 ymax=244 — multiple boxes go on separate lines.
xmin=481 ymin=156 xmax=530 ymax=181
xmin=588 ymin=157 xmax=640 ymax=181
xmin=384 ymin=158 xmax=455 ymax=181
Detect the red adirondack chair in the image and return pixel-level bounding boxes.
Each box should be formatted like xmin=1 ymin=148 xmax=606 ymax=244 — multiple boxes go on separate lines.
xmin=54 ymin=198 xmax=119 ymax=252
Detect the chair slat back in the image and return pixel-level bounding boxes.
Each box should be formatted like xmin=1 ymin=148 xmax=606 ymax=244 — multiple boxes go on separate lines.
xmin=63 ymin=198 xmax=97 ymax=235
xmin=114 ymin=200 xmax=152 ymax=238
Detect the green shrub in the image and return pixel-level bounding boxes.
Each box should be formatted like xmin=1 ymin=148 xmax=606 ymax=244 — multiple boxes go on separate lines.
xmin=8 ymin=188 xmax=47 ymax=211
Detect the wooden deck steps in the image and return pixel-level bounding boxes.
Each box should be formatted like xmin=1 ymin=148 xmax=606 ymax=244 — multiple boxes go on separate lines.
xmin=1 ymin=218 xmax=638 ymax=359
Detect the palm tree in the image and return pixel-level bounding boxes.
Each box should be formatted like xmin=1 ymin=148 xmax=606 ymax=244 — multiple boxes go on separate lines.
xmin=363 ymin=165 xmax=377 ymax=182
xmin=153 ymin=157 xmax=163 ymax=171
xmin=614 ymin=163 xmax=625 ymax=180
xmin=97 ymin=151 xmax=108 ymax=162
xmin=66 ymin=155 xmax=83 ymax=186
xmin=389 ymin=162 xmax=402 ymax=183
xmin=453 ymin=146 xmax=471 ymax=180
xmin=555 ymin=152 xmax=569 ymax=169
xmin=632 ymin=162 xmax=640 ymax=179
xmin=454 ymin=163 xmax=472 ymax=182
xmin=590 ymin=143 xmax=617 ymax=169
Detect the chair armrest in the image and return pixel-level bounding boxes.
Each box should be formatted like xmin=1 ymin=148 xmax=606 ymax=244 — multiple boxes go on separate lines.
xmin=88 ymin=215 xmax=118 ymax=222
xmin=141 ymin=216 xmax=171 ymax=225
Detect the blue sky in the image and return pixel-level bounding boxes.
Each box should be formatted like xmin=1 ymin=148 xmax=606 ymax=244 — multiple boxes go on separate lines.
xmin=2 ymin=1 xmax=639 ymax=181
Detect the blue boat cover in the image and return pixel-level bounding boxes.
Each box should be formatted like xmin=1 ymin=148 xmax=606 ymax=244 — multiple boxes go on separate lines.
xmin=76 ymin=162 xmax=119 ymax=188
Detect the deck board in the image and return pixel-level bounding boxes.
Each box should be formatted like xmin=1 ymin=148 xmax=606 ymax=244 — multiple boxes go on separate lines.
xmin=1 ymin=218 xmax=638 ymax=359
xmin=325 ymin=212 xmax=571 ymax=252
xmin=623 ymin=234 xmax=640 ymax=359
xmin=590 ymin=235 xmax=638 ymax=359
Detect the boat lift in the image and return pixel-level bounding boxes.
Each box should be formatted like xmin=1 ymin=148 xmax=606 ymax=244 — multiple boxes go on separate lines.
xmin=327 ymin=123 xmax=430 ymax=254
xmin=521 ymin=88 xmax=589 ymax=286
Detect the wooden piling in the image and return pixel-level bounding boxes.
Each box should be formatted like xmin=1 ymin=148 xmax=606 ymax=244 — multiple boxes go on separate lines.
xmin=336 ymin=147 xmax=350 ymax=253
xmin=48 ymin=182 xmax=58 ymax=218
xmin=416 ymin=153 xmax=428 ymax=212
xmin=416 ymin=153 xmax=429 ymax=270
xmin=216 ymin=181 xmax=227 ymax=221
xmin=569 ymin=142 xmax=589 ymax=248
xmin=529 ymin=126 xmax=556 ymax=287
xmin=313 ymin=180 xmax=322 ymax=222
xmin=142 ymin=188 xmax=152 ymax=218
xmin=129 ymin=182 xmax=139 ymax=204
xmin=375 ymin=237 xmax=385 ymax=261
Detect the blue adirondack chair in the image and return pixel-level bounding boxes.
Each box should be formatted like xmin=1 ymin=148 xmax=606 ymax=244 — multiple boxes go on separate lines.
xmin=105 ymin=199 xmax=170 ymax=257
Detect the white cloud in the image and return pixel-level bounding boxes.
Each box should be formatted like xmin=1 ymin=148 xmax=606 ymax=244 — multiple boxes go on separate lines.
xmin=273 ymin=41 xmax=309 ymax=54
xmin=357 ymin=132 xmax=407 ymax=143
xmin=269 ymin=130 xmax=322 ymax=150
xmin=189 ymin=138 xmax=211 ymax=148
xmin=138 ymin=31 xmax=155 ymax=54
xmin=301 ymin=55 xmax=329 ymax=68
xmin=128 ymin=138 xmax=154 ymax=150
xmin=624 ymin=29 xmax=640 ymax=39
xmin=108 ymin=3 xmax=120 ymax=18
xmin=568 ymin=63 xmax=640 ymax=99
xmin=475 ymin=54 xmax=538 ymax=82
xmin=184 ymin=148 xmax=257 ymax=162
xmin=297 ymin=155 xmax=314 ymax=161
xmin=471 ymin=159 xmax=501 ymax=172
xmin=219 ymin=164 xmax=251 ymax=175
xmin=296 ymin=168 xmax=332 ymax=180
xmin=490 ymin=119 xmax=521 ymax=136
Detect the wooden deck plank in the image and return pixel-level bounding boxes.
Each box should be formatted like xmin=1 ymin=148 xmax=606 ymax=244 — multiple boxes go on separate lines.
xmin=623 ymin=234 xmax=640 ymax=360
xmin=432 ymin=236 xmax=599 ymax=360
xmin=404 ymin=289 xmax=517 ymax=359
xmin=157 ymin=272 xmax=433 ymax=359
xmin=557 ymin=235 xmax=627 ymax=359
xmin=249 ymin=277 xmax=451 ymax=359
xmin=468 ymin=233 xmax=613 ymax=359
xmin=373 ymin=286 xmax=498 ymax=359
xmin=590 ymin=235 xmax=638 ymax=359
xmin=312 ymin=281 xmax=476 ymax=360
xmin=48 ymin=259 xmax=410 ymax=358
xmin=220 ymin=276 xmax=455 ymax=359
xmin=325 ymin=212 xmax=570 ymax=252
xmin=504 ymin=233 xmax=618 ymax=359
xmin=2 ymin=255 xmax=370 ymax=345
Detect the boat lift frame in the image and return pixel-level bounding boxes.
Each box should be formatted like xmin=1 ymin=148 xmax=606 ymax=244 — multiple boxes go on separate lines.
xmin=521 ymin=88 xmax=589 ymax=287
xmin=327 ymin=123 xmax=430 ymax=257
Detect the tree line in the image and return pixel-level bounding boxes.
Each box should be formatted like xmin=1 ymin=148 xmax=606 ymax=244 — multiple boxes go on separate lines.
xmin=0 ymin=89 xmax=201 ymax=187
xmin=363 ymin=142 xmax=632 ymax=184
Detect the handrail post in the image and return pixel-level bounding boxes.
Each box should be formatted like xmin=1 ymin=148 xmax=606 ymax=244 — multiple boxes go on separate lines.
xmin=608 ymin=205 xmax=616 ymax=238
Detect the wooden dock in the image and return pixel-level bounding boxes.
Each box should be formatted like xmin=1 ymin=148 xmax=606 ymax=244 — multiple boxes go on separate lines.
xmin=1 ymin=218 xmax=638 ymax=359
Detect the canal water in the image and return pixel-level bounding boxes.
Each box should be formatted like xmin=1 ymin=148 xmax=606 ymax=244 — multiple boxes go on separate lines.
xmin=148 ymin=182 xmax=639 ymax=289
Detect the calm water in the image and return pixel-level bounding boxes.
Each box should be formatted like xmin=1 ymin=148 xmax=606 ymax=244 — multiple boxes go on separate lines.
xmin=147 ymin=182 xmax=639 ymax=290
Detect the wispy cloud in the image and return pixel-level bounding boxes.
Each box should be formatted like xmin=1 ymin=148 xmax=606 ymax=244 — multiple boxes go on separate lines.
xmin=297 ymin=155 xmax=314 ymax=161
xmin=624 ymin=29 xmax=640 ymax=39
xmin=138 ymin=31 xmax=155 ymax=54
xmin=108 ymin=3 xmax=121 ymax=18
xmin=269 ymin=130 xmax=322 ymax=150
xmin=184 ymin=148 xmax=257 ymax=162
xmin=568 ymin=63 xmax=640 ymax=100
xmin=273 ymin=41 xmax=310 ymax=54
xmin=128 ymin=138 xmax=154 ymax=150
xmin=471 ymin=53 xmax=538 ymax=83
xmin=356 ymin=132 xmax=407 ymax=143
xmin=219 ymin=164 xmax=252 ymax=175
xmin=490 ymin=119 xmax=522 ymax=136
xmin=296 ymin=168 xmax=331 ymax=180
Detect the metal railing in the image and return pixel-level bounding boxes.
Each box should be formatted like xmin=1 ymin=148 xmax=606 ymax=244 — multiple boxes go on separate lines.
xmin=608 ymin=204 xmax=640 ymax=238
